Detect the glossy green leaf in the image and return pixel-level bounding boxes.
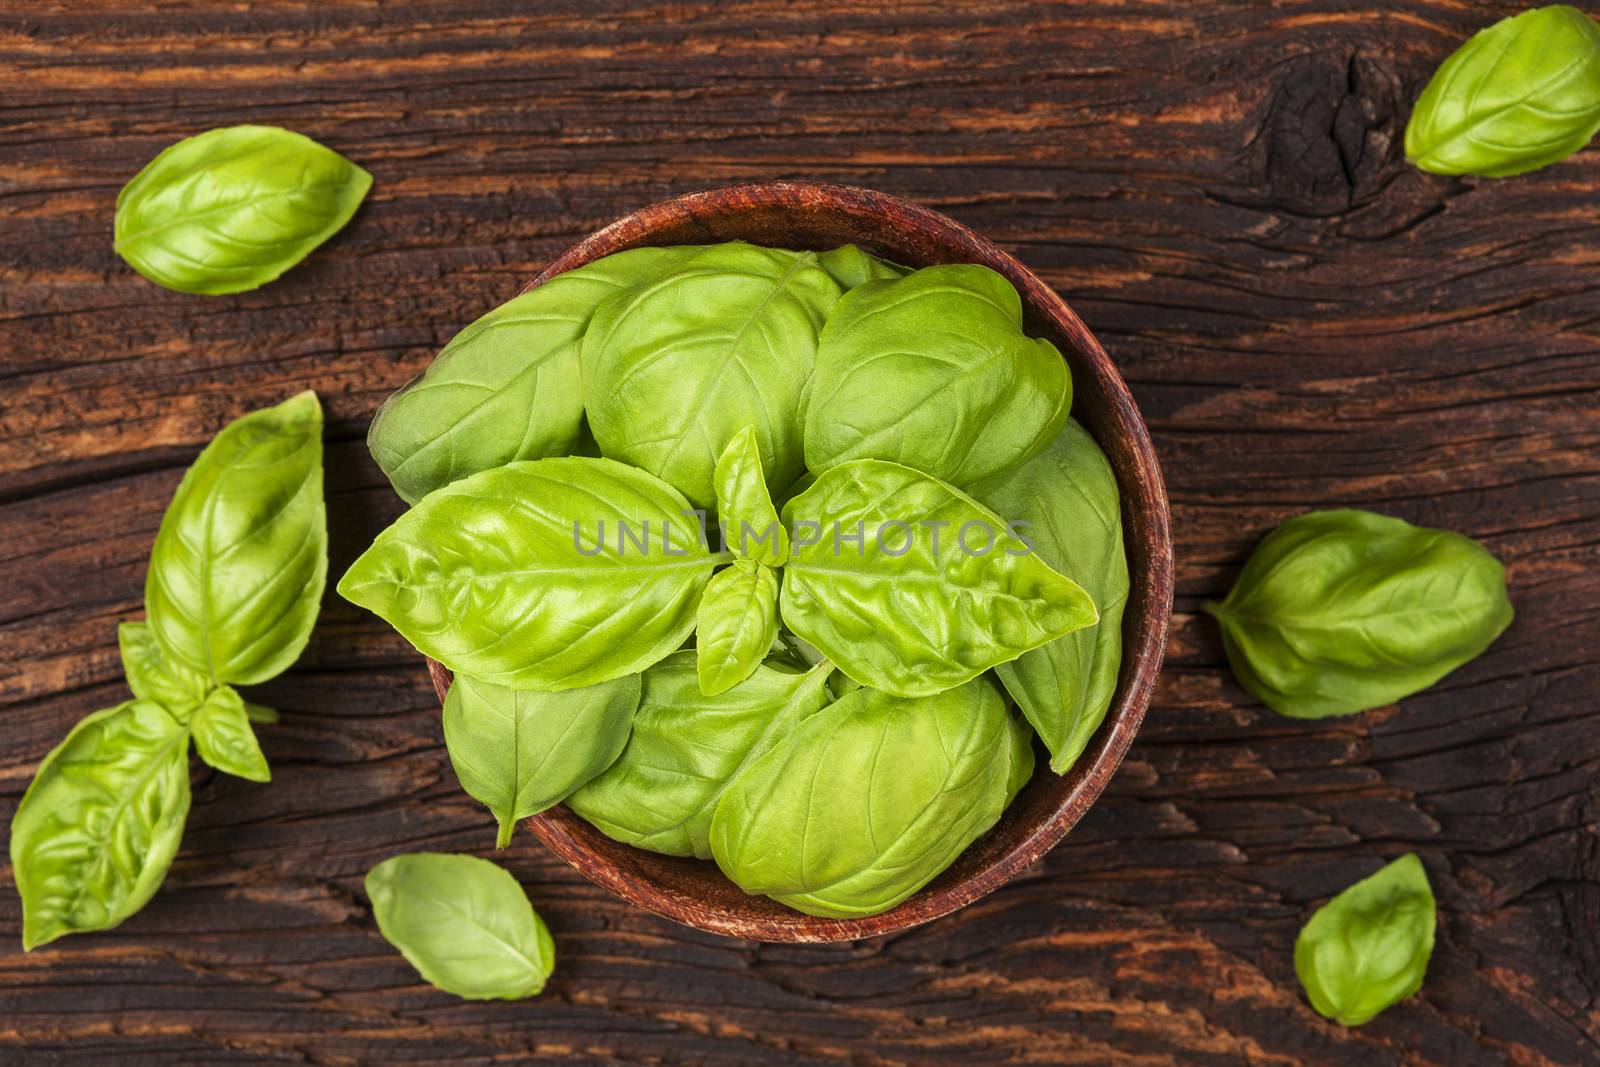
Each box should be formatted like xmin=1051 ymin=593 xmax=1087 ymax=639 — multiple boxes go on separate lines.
xmin=1002 ymin=709 xmax=1037 ymax=803
xmin=695 ymin=560 xmax=781 ymax=696
xmin=114 ymin=125 xmax=371 ymax=295
xmin=1204 ymin=509 xmax=1513 ymax=718
xmin=970 ymin=420 xmax=1128 ymax=772
xmin=583 ymin=242 xmax=841 ymax=508
xmin=145 ymin=390 xmax=327 ymax=686
xmin=713 ymin=425 xmax=788 ymax=566
xmin=815 ymin=243 xmax=908 ymax=290
xmin=709 ymin=677 xmax=1018 ymax=917
xmin=338 ymin=456 xmax=720 ymax=690
xmin=366 ymin=852 xmax=555 ymax=1000
xmin=368 ymin=247 xmax=699 ymax=504
xmin=189 ymin=686 xmax=270 ymax=782
xmin=118 ymin=620 xmax=210 ymax=720
xmin=803 ymin=264 xmax=1071 ymax=486
xmin=10 ymin=701 xmax=192 ymax=950
xmin=781 ymin=459 xmax=1097 ymax=697
xmin=568 ymin=655 xmax=833 ymax=859
xmin=1406 ymin=5 xmax=1600 ymax=178
xmin=1296 ymin=855 xmax=1436 ymax=1026
xmin=444 ymin=672 xmax=641 ymax=847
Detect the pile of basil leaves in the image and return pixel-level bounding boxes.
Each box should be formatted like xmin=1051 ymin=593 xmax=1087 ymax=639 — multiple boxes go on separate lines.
xmin=343 ymin=241 xmax=1131 ymax=919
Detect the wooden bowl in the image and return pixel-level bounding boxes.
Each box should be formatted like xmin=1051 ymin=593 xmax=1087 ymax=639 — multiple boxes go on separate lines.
xmin=426 ymin=182 xmax=1173 ymax=942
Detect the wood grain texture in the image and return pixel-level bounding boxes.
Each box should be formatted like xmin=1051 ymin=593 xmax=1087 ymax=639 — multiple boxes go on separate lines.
xmin=1 ymin=1 xmax=1596 ymax=1064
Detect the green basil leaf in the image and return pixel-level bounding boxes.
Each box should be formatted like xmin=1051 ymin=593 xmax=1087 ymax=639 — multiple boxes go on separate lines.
xmin=338 ymin=456 xmax=720 ymax=690
xmin=803 ymin=264 xmax=1071 ymax=487
xmin=244 ymin=701 xmax=280 ymax=725
xmin=1406 ymin=5 xmax=1600 ymax=178
xmin=815 ymin=243 xmax=908 ymax=290
xmin=713 ymin=424 xmax=788 ymax=566
xmin=695 ymin=560 xmax=780 ymax=696
xmin=145 ymin=390 xmax=327 ymax=686
xmin=369 ymin=247 xmax=699 ymax=504
xmin=366 ymin=852 xmax=555 ymax=1001
xmin=1295 ymin=854 xmax=1436 ymax=1026
xmin=568 ymin=654 xmax=833 ymax=859
xmin=1002 ymin=708 xmax=1037 ymax=803
xmin=189 ymin=685 xmax=270 ymax=782
xmin=709 ymin=676 xmax=1019 ymax=917
xmin=118 ymin=620 xmax=210 ymax=720
xmin=10 ymin=700 xmax=191 ymax=950
xmin=582 ymin=242 xmax=841 ymax=508
xmin=443 ymin=672 xmax=641 ymax=848
xmin=970 ymin=420 xmax=1128 ymax=773
xmin=114 ymin=125 xmax=371 ymax=295
xmin=780 ymin=459 xmax=1097 ymax=697
xmin=1204 ymin=509 xmax=1513 ymax=718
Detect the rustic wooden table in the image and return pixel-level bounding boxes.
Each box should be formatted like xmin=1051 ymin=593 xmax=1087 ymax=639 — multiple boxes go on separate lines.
xmin=3 ymin=2 xmax=1597 ymax=1064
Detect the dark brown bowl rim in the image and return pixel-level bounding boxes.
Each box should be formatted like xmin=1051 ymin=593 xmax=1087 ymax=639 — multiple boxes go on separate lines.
xmin=425 ymin=181 xmax=1173 ymax=943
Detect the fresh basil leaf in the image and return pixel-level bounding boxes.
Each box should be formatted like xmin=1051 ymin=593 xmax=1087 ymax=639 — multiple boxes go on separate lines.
xmin=695 ymin=560 xmax=780 ymax=696
xmin=368 ymin=247 xmax=700 ymax=504
xmin=803 ymin=264 xmax=1071 ymax=487
xmin=10 ymin=700 xmax=192 ymax=950
xmin=780 ymin=459 xmax=1097 ymax=697
xmin=145 ymin=390 xmax=327 ymax=686
xmin=244 ymin=701 xmax=280 ymax=725
xmin=118 ymin=620 xmax=210 ymax=720
xmin=444 ymin=672 xmax=641 ymax=847
xmin=1406 ymin=5 xmax=1600 ymax=178
xmin=1204 ymin=509 xmax=1513 ymax=718
xmin=568 ymin=654 xmax=833 ymax=859
xmin=366 ymin=852 xmax=555 ymax=1000
xmin=114 ymin=125 xmax=371 ymax=295
xmin=815 ymin=243 xmax=908 ymax=290
xmin=713 ymin=425 xmax=788 ymax=566
xmin=338 ymin=456 xmax=720 ymax=690
xmin=709 ymin=676 xmax=1019 ymax=917
xmin=582 ymin=242 xmax=841 ymax=508
xmin=970 ymin=420 xmax=1128 ymax=773
xmin=189 ymin=685 xmax=270 ymax=782
xmin=1295 ymin=854 xmax=1436 ymax=1026
xmin=1002 ymin=708 xmax=1037 ymax=803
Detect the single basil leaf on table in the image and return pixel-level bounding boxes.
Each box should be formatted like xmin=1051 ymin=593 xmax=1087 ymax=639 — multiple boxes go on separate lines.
xmin=803 ymin=264 xmax=1071 ymax=487
xmin=243 ymin=701 xmax=279 ymax=725
xmin=1405 ymin=5 xmax=1600 ymax=178
xmin=443 ymin=672 xmax=641 ymax=848
xmin=145 ymin=390 xmax=327 ymax=687
xmin=114 ymin=125 xmax=371 ymax=295
xmin=189 ymin=685 xmax=270 ymax=782
xmin=339 ymin=456 xmax=721 ymax=690
xmin=970 ymin=419 xmax=1128 ymax=773
xmin=118 ymin=620 xmax=211 ymax=720
xmin=368 ymin=246 xmax=700 ymax=504
xmin=695 ymin=560 xmax=781 ymax=696
xmin=709 ymin=675 xmax=1018 ymax=918
xmin=9 ymin=700 xmax=192 ymax=950
xmin=366 ymin=852 xmax=555 ymax=1001
xmin=568 ymin=655 xmax=833 ymax=859
xmin=781 ymin=459 xmax=1097 ymax=697
xmin=1203 ymin=509 xmax=1513 ymax=718
xmin=815 ymin=243 xmax=908 ymax=290
xmin=582 ymin=241 xmax=842 ymax=508
xmin=713 ymin=424 xmax=789 ymax=566
xmin=1295 ymin=854 xmax=1436 ymax=1026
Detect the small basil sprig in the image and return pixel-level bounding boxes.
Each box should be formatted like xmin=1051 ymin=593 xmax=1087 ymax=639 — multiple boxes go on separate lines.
xmin=366 ymin=853 xmax=555 ymax=1000
xmin=9 ymin=393 xmax=327 ymax=949
xmin=1296 ymin=855 xmax=1436 ymax=1026
xmin=1406 ymin=5 xmax=1600 ymax=178
xmin=115 ymin=125 xmax=372 ymax=294
xmin=1205 ymin=509 xmax=1512 ymax=718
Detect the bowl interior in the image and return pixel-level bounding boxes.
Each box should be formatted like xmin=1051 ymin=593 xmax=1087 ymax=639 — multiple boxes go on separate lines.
xmin=428 ymin=182 xmax=1173 ymax=942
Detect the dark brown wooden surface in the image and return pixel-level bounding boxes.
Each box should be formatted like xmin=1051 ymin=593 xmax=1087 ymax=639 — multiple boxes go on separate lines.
xmin=1 ymin=1 xmax=1596 ymax=1064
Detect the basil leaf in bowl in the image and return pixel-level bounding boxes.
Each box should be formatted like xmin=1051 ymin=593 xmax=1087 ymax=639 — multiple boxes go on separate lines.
xmin=115 ymin=125 xmax=371 ymax=294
